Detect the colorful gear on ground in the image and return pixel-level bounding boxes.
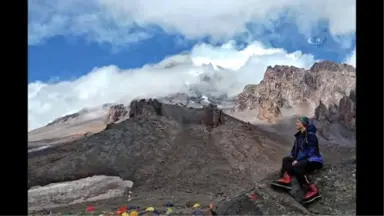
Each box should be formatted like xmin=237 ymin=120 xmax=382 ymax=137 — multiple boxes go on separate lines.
xmin=193 ymin=203 xmax=200 ymax=208
xmin=166 ymin=207 xmax=174 ymax=214
xmin=130 ymin=210 xmax=138 ymax=216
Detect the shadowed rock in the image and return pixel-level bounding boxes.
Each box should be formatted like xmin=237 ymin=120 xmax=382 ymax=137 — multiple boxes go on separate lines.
xmin=313 ymin=90 xmax=356 ymax=145
xmin=127 ymin=99 xmax=225 ymax=129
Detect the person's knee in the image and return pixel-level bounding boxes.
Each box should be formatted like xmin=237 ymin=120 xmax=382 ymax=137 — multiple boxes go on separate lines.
xmin=282 ymin=156 xmax=291 ymax=163
xmin=292 ymin=164 xmax=305 ymax=175
xmin=308 ymin=161 xmax=323 ymax=172
xmin=315 ymin=162 xmax=323 ymax=170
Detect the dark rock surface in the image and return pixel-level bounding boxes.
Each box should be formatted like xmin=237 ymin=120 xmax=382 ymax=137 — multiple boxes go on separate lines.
xmin=216 ymin=159 xmax=355 ymax=215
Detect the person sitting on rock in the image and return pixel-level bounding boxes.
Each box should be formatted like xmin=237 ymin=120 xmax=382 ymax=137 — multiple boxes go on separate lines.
xmin=271 ymin=116 xmax=324 ymax=204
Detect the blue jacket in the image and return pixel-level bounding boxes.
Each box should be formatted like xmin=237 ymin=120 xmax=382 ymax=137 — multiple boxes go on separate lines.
xmin=289 ymin=124 xmax=323 ymax=164
xmin=193 ymin=209 xmax=204 ymax=216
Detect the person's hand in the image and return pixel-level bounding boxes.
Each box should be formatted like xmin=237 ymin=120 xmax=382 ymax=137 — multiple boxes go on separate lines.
xmin=292 ymin=160 xmax=298 ymax=166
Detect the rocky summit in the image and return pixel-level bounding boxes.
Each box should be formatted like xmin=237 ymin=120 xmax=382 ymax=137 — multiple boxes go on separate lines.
xmin=233 ymin=61 xmax=355 ymax=124
xmin=28 ymin=61 xmax=356 ymax=215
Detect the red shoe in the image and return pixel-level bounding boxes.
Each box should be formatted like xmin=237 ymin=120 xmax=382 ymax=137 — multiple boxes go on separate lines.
xmin=271 ymin=172 xmax=292 ymax=190
xmin=302 ymin=184 xmax=322 ymax=204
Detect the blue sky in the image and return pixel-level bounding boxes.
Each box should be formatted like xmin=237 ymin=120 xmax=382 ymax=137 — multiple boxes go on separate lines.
xmin=28 ymin=0 xmax=356 ymax=130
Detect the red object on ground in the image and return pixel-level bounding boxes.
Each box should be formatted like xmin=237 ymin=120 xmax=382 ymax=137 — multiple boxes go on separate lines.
xmin=304 ymin=184 xmax=319 ymax=199
xmin=248 ymin=193 xmax=259 ymax=201
xmin=86 ymin=205 xmax=96 ymax=212
xmin=275 ymin=172 xmax=292 ymax=184
xmin=118 ymin=206 xmax=127 ymax=212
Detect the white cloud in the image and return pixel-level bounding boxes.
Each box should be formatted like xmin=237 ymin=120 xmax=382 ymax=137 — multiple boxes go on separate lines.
xmin=28 ymin=41 xmax=316 ymax=131
xmin=28 ymin=0 xmax=355 ymax=46
xmin=344 ymin=48 xmax=356 ymax=67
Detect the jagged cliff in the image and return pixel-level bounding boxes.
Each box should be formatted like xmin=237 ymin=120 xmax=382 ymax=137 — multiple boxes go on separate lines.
xmin=233 ymin=61 xmax=355 ymax=123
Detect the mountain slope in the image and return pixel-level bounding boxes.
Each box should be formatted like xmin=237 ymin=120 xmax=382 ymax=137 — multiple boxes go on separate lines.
xmin=216 ymin=159 xmax=355 ymax=215
xmin=28 ymin=99 xmax=290 ymax=198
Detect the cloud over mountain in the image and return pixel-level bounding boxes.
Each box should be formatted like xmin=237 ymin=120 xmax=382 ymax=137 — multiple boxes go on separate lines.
xmin=28 ymin=41 xmax=321 ymax=130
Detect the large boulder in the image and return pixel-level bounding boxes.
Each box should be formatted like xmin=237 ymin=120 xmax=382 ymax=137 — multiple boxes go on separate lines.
xmin=28 ymin=175 xmax=133 ymax=212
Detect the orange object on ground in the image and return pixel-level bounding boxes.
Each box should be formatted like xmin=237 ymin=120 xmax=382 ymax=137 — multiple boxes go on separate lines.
xmin=130 ymin=210 xmax=138 ymax=216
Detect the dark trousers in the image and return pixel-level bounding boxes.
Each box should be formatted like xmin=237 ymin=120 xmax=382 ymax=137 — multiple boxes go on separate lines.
xmin=280 ymin=156 xmax=323 ymax=186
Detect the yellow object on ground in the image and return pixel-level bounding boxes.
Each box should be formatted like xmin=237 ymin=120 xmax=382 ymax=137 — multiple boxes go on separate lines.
xmin=166 ymin=207 xmax=174 ymax=214
xmin=193 ymin=203 xmax=200 ymax=208
xmin=145 ymin=207 xmax=155 ymax=212
xmin=122 ymin=213 xmax=129 ymax=216
xmin=130 ymin=211 xmax=138 ymax=216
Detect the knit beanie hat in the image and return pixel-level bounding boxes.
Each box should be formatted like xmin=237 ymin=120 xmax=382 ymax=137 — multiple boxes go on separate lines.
xmin=299 ymin=116 xmax=310 ymax=127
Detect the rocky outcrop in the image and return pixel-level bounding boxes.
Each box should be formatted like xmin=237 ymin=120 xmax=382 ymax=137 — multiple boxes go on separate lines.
xmin=128 ymin=99 xmax=225 ymax=129
xmin=105 ymin=104 xmax=129 ymax=124
xmin=129 ymin=99 xmax=163 ymax=118
xmin=257 ymin=98 xmax=283 ymax=123
xmin=233 ymin=61 xmax=355 ymax=123
xmin=313 ymin=90 xmax=356 ymax=145
xmin=28 ymin=176 xmax=133 ymax=213
xmin=201 ymin=104 xmax=225 ymax=128
xmin=338 ymin=90 xmax=356 ymax=130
